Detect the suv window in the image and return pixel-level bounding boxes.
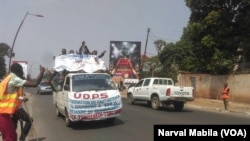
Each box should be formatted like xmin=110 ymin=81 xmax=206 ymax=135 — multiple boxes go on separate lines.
xmin=168 ymin=80 xmax=173 ymax=85
xmin=135 ymin=80 xmax=143 ymax=87
xmin=153 ymin=79 xmax=158 ymax=85
xmin=153 ymin=79 xmax=173 ymax=85
xmin=143 ymin=79 xmax=151 ymax=86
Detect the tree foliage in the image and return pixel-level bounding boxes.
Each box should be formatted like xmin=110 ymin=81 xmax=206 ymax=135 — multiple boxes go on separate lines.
xmin=157 ymin=0 xmax=250 ymax=75
xmin=139 ymin=40 xmax=179 ymax=82
xmin=0 ymin=57 xmax=7 ymax=79
xmin=0 ymin=43 xmax=10 ymax=57
xmin=0 ymin=43 xmax=10 ymax=78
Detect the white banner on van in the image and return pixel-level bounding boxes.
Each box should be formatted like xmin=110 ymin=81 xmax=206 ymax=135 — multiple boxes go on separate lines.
xmin=54 ymin=54 xmax=107 ymax=73
xmin=67 ymin=91 xmax=122 ymax=121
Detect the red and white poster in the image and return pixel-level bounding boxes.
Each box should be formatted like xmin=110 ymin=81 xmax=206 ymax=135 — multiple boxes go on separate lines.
xmin=109 ymin=41 xmax=141 ymax=86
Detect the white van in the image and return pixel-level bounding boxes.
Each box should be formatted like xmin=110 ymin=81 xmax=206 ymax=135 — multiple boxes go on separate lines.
xmin=53 ymin=72 xmax=122 ymax=127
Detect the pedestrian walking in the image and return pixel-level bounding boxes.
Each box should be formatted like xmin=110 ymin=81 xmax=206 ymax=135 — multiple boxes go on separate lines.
xmin=221 ymin=83 xmax=230 ymax=112
xmin=0 ymin=63 xmax=45 ymax=141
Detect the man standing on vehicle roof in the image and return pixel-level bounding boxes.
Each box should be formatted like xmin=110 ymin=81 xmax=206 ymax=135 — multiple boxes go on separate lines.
xmin=91 ymin=50 xmax=106 ymax=65
xmin=79 ymin=41 xmax=90 ymax=55
xmin=91 ymin=50 xmax=106 ymax=58
xmin=61 ymin=48 xmax=67 ymax=55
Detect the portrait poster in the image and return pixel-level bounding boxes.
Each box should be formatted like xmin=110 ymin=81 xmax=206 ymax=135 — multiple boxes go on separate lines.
xmin=109 ymin=41 xmax=141 ymax=85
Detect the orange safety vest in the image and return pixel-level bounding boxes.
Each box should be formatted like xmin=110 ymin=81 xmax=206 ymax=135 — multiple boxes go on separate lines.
xmin=221 ymin=87 xmax=229 ymax=99
xmin=0 ymin=74 xmax=21 ymax=114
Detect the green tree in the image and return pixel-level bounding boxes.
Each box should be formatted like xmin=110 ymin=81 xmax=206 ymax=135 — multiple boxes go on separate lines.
xmin=184 ymin=0 xmax=250 ymax=74
xmin=154 ymin=40 xmax=166 ymax=55
xmin=0 ymin=43 xmax=10 ymax=78
xmin=158 ymin=0 xmax=250 ymax=75
xmin=157 ymin=41 xmax=189 ymax=81
xmin=145 ymin=40 xmax=181 ymax=81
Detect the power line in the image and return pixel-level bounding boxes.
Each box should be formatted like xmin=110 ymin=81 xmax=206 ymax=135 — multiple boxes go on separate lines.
xmin=149 ymin=30 xmax=178 ymax=43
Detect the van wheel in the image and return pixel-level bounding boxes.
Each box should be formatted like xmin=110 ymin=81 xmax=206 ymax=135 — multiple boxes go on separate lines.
xmin=173 ymin=102 xmax=184 ymax=111
xmin=65 ymin=109 xmax=72 ymax=127
xmin=106 ymin=117 xmax=116 ymax=124
xmin=56 ymin=106 xmax=61 ymax=117
xmin=127 ymin=93 xmax=134 ymax=104
xmin=151 ymin=96 xmax=160 ymax=110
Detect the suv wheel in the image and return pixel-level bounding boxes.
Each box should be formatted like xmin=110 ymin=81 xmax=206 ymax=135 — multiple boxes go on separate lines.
xmin=173 ymin=102 xmax=184 ymax=111
xmin=151 ymin=96 xmax=160 ymax=110
xmin=56 ymin=105 xmax=61 ymax=117
xmin=127 ymin=93 xmax=134 ymax=104
xmin=37 ymin=90 xmax=42 ymax=95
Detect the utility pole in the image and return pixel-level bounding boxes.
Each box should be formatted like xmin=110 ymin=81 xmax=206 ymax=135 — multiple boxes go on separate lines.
xmin=8 ymin=12 xmax=43 ymax=72
xmin=140 ymin=28 xmax=150 ymax=77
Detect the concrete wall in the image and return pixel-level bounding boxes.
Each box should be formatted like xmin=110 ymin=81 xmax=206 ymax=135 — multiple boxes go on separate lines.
xmin=176 ymin=72 xmax=250 ymax=105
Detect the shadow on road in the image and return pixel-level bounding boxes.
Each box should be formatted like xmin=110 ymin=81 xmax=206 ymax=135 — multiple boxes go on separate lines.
xmin=29 ymin=137 xmax=46 ymax=141
xmin=129 ymin=101 xmax=194 ymax=113
xmin=65 ymin=118 xmax=125 ymax=130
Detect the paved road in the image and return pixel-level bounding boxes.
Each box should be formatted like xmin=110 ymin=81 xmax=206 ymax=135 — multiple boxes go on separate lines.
xmin=0 ymin=89 xmax=250 ymax=141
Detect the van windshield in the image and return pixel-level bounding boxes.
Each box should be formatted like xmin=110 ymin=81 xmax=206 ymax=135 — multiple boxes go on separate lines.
xmin=72 ymin=74 xmax=117 ymax=92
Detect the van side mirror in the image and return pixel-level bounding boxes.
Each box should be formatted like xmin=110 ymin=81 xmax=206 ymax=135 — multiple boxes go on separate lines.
xmin=64 ymin=84 xmax=70 ymax=90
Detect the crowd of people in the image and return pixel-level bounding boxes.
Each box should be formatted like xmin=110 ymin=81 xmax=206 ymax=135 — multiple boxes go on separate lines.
xmin=53 ymin=41 xmax=106 ymax=61
xmin=59 ymin=41 xmax=106 ymax=59
xmin=50 ymin=41 xmax=108 ymax=87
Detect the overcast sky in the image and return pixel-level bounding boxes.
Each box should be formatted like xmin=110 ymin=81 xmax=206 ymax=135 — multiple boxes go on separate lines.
xmin=0 ymin=0 xmax=190 ymax=77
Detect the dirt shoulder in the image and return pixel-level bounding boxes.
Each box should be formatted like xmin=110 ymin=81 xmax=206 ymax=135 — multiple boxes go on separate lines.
xmin=186 ymin=98 xmax=250 ymax=115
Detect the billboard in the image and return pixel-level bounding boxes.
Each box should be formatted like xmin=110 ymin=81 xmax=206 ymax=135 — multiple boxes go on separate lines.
xmin=109 ymin=41 xmax=141 ymax=86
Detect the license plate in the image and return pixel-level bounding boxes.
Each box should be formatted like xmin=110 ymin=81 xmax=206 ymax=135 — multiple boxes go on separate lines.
xmin=174 ymin=91 xmax=189 ymax=95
